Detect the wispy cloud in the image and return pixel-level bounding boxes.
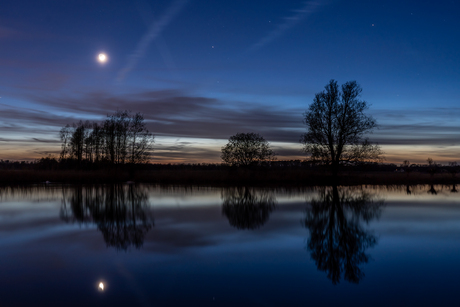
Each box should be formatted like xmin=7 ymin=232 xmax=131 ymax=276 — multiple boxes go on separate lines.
xmin=4 ymin=89 xmax=460 ymax=162
xmin=248 ymin=0 xmax=327 ymax=53
xmin=117 ymin=0 xmax=189 ymax=81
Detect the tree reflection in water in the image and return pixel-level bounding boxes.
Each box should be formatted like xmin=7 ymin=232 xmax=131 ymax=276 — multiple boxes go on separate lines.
xmin=60 ymin=185 xmax=154 ymax=250
xmin=304 ymin=185 xmax=384 ymax=284
xmin=427 ymin=184 xmax=437 ymax=195
xmin=222 ymin=187 xmax=276 ymax=230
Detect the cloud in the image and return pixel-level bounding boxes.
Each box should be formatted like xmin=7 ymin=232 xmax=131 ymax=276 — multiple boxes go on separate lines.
xmin=153 ymin=144 xmax=221 ymax=163
xmin=371 ymin=107 xmax=460 ymax=147
xmin=117 ymin=0 xmax=189 ymax=81
xmin=3 ymin=89 xmax=460 ymax=162
xmin=27 ymin=89 xmax=305 ymax=141
xmin=248 ymin=1 xmax=328 ymax=53
xmin=0 ymin=104 xmax=72 ymax=131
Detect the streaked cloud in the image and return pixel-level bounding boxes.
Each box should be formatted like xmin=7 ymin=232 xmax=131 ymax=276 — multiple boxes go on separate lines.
xmin=117 ymin=0 xmax=189 ymax=81
xmin=248 ymin=0 xmax=328 ymax=53
xmin=2 ymin=89 xmax=460 ymax=163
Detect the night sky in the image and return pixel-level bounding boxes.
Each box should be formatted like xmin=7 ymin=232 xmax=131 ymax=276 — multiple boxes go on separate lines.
xmin=1 ymin=0 xmax=459 ymax=163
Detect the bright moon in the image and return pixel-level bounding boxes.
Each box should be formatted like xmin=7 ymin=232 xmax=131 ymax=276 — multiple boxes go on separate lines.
xmin=98 ymin=282 xmax=104 ymax=291
xmin=98 ymin=53 xmax=107 ymax=63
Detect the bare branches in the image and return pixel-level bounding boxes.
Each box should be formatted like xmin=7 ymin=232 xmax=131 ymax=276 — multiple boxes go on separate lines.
xmin=301 ymin=80 xmax=383 ymax=174
xmin=221 ymin=133 xmax=276 ymax=167
xmin=59 ymin=111 xmax=154 ymax=165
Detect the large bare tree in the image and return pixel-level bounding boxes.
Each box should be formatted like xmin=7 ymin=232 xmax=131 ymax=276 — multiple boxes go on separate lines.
xmin=301 ymin=80 xmax=383 ymax=176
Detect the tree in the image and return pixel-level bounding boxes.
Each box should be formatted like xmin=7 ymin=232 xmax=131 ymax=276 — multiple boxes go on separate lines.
xmin=301 ymin=80 xmax=383 ymax=176
xmin=90 ymin=122 xmax=104 ymax=163
xmin=128 ymin=112 xmax=154 ymax=164
xmin=69 ymin=121 xmax=86 ymax=165
xmin=221 ymin=132 xmax=276 ymax=167
xmin=59 ymin=124 xmax=73 ymax=159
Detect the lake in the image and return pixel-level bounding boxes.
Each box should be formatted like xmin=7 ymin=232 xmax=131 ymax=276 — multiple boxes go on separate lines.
xmin=1 ymin=184 xmax=459 ymax=306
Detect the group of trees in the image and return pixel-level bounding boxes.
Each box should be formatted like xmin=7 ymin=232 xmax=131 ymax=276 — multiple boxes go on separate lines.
xmin=59 ymin=110 xmax=153 ymax=166
xmin=222 ymin=79 xmax=383 ymax=174
xmin=51 ymin=80 xmax=383 ymax=173
xmin=49 ymin=80 xmax=381 ymax=172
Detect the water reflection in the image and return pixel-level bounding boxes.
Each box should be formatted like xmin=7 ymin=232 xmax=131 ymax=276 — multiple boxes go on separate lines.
xmin=60 ymin=185 xmax=154 ymax=250
xmin=222 ymin=187 xmax=276 ymax=230
xmin=406 ymin=185 xmax=411 ymax=195
xmin=427 ymin=184 xmax=437 ymax=195
xmin=304 ymin=185 xmax=384 ymax=284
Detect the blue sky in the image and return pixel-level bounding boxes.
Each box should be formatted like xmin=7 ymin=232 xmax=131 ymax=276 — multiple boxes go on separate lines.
xmin=1 ymin=0 xmax=459 ymax=163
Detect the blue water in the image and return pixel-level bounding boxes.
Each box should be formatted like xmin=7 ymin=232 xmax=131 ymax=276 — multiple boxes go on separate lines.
xmin=0 ymin=184 xmax=459 ymax=306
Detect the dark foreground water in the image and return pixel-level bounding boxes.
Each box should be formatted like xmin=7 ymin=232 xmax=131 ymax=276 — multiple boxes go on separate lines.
xmin=1 ymin=184 xmax=460 ymax=306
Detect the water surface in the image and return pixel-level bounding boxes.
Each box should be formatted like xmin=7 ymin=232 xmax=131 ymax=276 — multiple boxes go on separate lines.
xmin=1 ymin=184 xmax=459 ymax=306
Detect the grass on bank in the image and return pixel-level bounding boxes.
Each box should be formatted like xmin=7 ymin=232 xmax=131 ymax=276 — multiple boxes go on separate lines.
xmin=0 ymin=168 xmax=458 ymax=186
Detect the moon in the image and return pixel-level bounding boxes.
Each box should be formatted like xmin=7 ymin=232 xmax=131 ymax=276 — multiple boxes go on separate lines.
xmin=97 ymin=53 xmax=108 ymax=64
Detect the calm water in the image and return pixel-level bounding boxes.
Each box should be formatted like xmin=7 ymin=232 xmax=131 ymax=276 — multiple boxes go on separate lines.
xmin=1 ymin=184 xmax=460 ymax=306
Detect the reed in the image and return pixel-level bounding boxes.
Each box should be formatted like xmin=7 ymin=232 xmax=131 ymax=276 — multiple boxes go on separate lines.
xmin=0 ymin=169 xmax=457 ymax=186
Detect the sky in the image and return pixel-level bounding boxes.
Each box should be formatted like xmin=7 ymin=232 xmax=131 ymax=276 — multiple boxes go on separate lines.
xmin=1 ymin=0 xmax=460 ymax=164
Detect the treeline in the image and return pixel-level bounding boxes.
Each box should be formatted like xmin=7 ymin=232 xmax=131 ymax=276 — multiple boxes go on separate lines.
xmin=59 ymin=110 xmax=153 ymax=168
xmin=3 ymin=158 xmax=459 ymax=175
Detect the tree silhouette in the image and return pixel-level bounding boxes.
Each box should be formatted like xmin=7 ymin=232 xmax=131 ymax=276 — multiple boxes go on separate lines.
xmin=60 ymin=184 xmax=154 ymax=250
xmin=301 ymin=80 xmax=383 ymax=176
xmin=222 ymin=187 xmax=276 ymax=229
xmin=221 ymin=133 xmax=276 ymax=167
xmin=59 ymin=110 xmax=154 ymax=166
xmin=304 ymin=185 xmax=384 ymax=284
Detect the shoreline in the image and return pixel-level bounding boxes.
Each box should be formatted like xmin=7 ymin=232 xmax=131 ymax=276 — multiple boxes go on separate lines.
xmin=0 ymin=169 xmax=458 ymax=187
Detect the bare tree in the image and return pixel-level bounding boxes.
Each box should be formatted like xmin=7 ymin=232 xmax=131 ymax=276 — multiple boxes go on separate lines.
xmin=90 ymin=122 xmax=104 ymax=162
xmin=221 ymin=132 xmax=276 ymax=167
xmin=128 ymin=112 xmax=154 ymax=164
xmin=59 ymin=124 xmax=73 ymax=159
xmin=103 ymin=115 xmax=117 ymax=164
xmin=117 ymin=111 xmax=131 ymax=164
xmin=69 ymin=121 xmax=86 ymax=165
xmin=301 ymin=80 xmax=383 ymax=176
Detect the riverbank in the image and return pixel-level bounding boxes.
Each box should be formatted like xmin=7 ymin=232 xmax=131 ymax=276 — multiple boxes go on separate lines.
xmin=0 ymin=169 xmax=457 ymax=186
